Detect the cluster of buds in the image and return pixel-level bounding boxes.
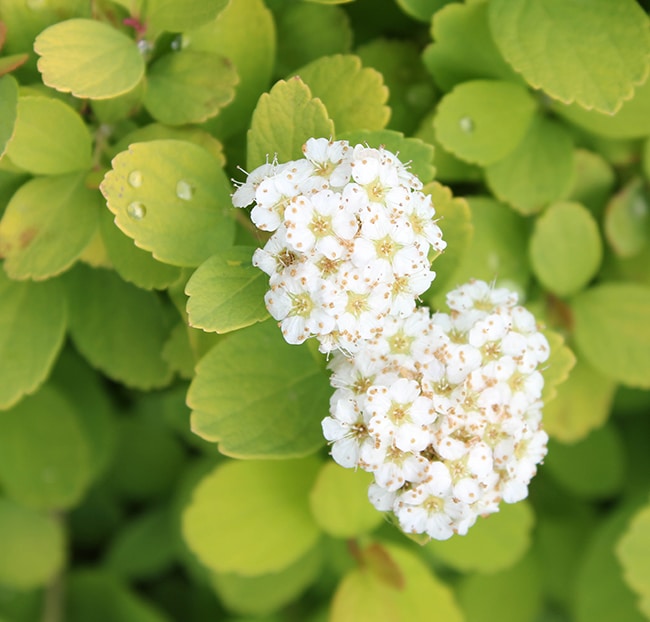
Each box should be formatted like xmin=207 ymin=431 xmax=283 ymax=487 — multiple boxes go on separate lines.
xmin=232 ymin=138 xmax=445 ymax=354
xmin=234 ymin=140 xmax=550 ymax=540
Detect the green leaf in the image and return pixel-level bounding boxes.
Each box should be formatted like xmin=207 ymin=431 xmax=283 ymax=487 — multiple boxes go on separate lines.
xmin=357 ymin=39 xmax=436 ymax=135
xmin=486 ymin=115 xmax=574 ymax=214
xmin=309 ymin=463 xmax=381 ymax=538
xmin=456 ymin=553 xmax=542 ymax=622
xmin=429 ymin=196 xmax=530 ymax=308
xmin=295 ymin=54 xmax=390 ymax=135
xmin=433 ymin=80 xmax=536 ymax=165
xmin=161 ymin=322 xmax=198 ymax=381
xmin=423 ymin=2 xmax=522 ymax=92
xmin=211 ymin=546 xmax=322 ymax=616
xmin=330 ymin=543 xmax=463 ymax=622
xmin=617 ymin=502 xmax=650 ymax=619
xmin=395 ymin=0 xmax=454 ymax=23
xmin=187 ymin=320 xmax=329 ymax=458
xmin=185 ymin=0 xmax=276 ymax=139
xmin=421 ymin=181 xmax=472 ymax=295
xmin=4 ymin=96 xmax=92 ymax=175
xmin=246 ymin=77 xmax=334 ymax=170
xmin=145 ymin=0 xmax=228 ymax=34
xmin=274 ymin=3 xmax=352 ymax=77
xmin=0 ymin=173 xmax=100 ymax=280
xmin=576 ymin=501 xmax=648 ymax=622
xmin=544 ymin=424 xmax=625 ymax=500
xmin=0 ymin=272 xmax=66 ymax=410
xmin=567 ymin=149 xmax=616 ymax=218
xmin=554 ymin=77 xmax=650 ymax=139
xmin=0 ymin=497 xmax=65 ymax=590
xmin=182 ymin=458 xmax=321 ymax=576
xmin=0 ymin=75 xmax=18 ymax=158
xmin=185 ymin=246 xmax=268 ymax=334
xmin=489 ymin=0 xmax=650 ymax=114
xmin=425 ymin=501 xmax=534 ymax=574
xmin=65 ymin=570 xmax=171 ymax=622
xmin=604 ymin=178 xmax=649 ymax=258
xmin=34 ymin=18 xmax=145 ymax=99
xmin=571 ymin=283 xmax=650 ymax=388
xmin=0 ymin=53 xmax=29 ymax=76
xmin=101 ymin=139 xmax=235 ymax=268
xmin=105 ymin=508 xmax=176 ymax=580
xmin=340 ymin=129 xmax=435 ymax=184
xmin=0 ymin=385 xmax=92 ymax=511
xmin=64 ymin=265 xmax=172 ymax=389
xmin=529 ymin=201 xmax=602 ymax=297
xmin=143 ymin=51 xmax=238 ymax=126
xmin=99 ymin=208 xmax=181 ymax=291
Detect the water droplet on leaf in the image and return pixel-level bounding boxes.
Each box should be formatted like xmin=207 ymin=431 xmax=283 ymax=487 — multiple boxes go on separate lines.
xmin=176 ymin=180 xmax=195 ymax=201
xmin=127 ymin=201 xmax=146 ymax=220
xmin=128 ymin=170 xmax=143 ymax=188
xmin=459 ymin=116 xmax=474 ymax=133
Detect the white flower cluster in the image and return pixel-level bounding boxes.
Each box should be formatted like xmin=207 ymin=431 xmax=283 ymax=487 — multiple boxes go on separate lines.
xmin=322 ymin=280 xmax=550 ymax=540
xmin=232 ymin=138 xmax=445 ymax=354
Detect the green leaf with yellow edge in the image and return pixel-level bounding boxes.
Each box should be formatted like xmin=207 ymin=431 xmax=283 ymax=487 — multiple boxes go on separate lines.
xmin=545 ymin=424 xmax=625 ymax=500
xmin=357 ymin=39 xmax=436 ymax=135
xmin=295 ymin=54 xmax=390 ymax=134
xmin=429 ymin=196 xmax=530 ymax=308
xmin=489 ymin=0 xmax=650 ymax=114
xmin=0 ymin=385 xmax=92 ymax=511
xmin=543 ymin=356 xmax=614 ymax=443
xmin=486 ymin=115 xmax=574 ymax=214
xmin=330 ymin=543 xmax=463 ymax=622
xmin=567 ymin=149 xmax=616 ymax=218
xmin=309 ymin=463 xmax=381 ymax=538
xmin=457 ymin=553 xmax=541 ymax=622
xmin=34 ymin=18 xmax=145 ymax=99
xmin=64 ymin=265 xmax=172 ymax=390
xmin=617 ymin=502 xmax=650 ymax=619
xmin=340 ymin=129 xmax=435 ymax=184
xmin=529 ymin=201 xmax=602 ymax=297
xmin=433 ymin=80 xmax=536 ymax=165
xmin=99 ymin=208 xmax=181 ymax=291
xmin=0 ymin=272 xmax=66 ymax=410
xmin=421 ymin=181 xmax=472 ymax=295
xmin=246 ymin=77 xmax=334 ymax=170
xmin=423 ymin=2 xmax=522 ymax=92
xmin=65 ymin=570 xmax=171 ymax=622
xmin=187 ymin=320 xmax=329 ymax=458
xmin=105 ymin=507 xmax=176 ymax=581
xmin=143 ymin=51 xmax=238 ymax=126
xmin=275 ymin=3 xmax=352 ymax=77
xmin=0 ymin=497 xmax=65 ymax=590
xmin=185 ymin=0 xmax=275 ymax=139
xmin=571 ymin=283 xmax=650 ymax=388
xmin=576 ymin=500 xmax=648 ymax=622
xmin=425 ymin=501 xmax=534 ymax=574
xmin=211 ymin=546 xmax=322 ymax=616
xmin=0 ymin=75 xmax=17 ymax=158
xmin=101 ymin=139 xmax=235 ymax=268
xmin=554 ymin=76 xmax=650 ymax=139
xmin=185 ymin=246 xmax=268 ymax=334
xmin=145 ymin=0 xmax=228 ymax=35
xmin=4 ymin=96 xmax=91 ymax=175
xmin=396 ymin=0 xmax=453 ymax=23
xmin=90 ymin=81 xmax=144 ymax=124
xmin=182 ymin=458 xmax=322 ymax=576
xmin=0 ymin=173 xmax=100 ymax=280
xmin=539 ymin=328 xmax=575 ymax=405
xmin=605 ymin=178 xmax=649 ymax=258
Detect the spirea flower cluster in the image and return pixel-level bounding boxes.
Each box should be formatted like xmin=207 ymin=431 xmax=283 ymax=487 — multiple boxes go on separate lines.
xmin=234 ymin=139 xmax=550 ymax=541
xmin=322 ymin=280 xmax=550 ymax=540
xmin=232 ymin=138 xmax=445 ymax=354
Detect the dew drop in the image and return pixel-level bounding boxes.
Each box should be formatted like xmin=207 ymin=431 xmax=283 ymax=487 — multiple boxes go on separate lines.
xmin=176 ymin=180 xmax=195 ymax=201
xmin=459 ymin=116 xmax=474 ymax=133
xmin=127 ymin=201 xmax=146 ymax=220
xmin=128 ymin=170 xmax=143 ymax=188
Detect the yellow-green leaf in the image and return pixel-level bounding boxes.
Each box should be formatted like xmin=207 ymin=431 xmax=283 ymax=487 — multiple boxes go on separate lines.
xmin=0 ymin=75 xmax=18 ymax=158
xmin=34 ymin=18 xmax=145 ymax=99
xmin=604 ymin=177 xmax=649 ymax=258
xmin=145 ymin=0 xmax=228 ymax=34
xmin=617 ymin=502 xmax=650 ymax=619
